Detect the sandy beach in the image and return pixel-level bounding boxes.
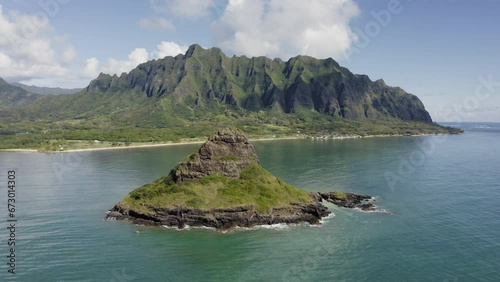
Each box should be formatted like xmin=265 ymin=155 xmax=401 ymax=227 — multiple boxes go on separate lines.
xmin=0 ymin=136 xmax=303 ymax=153
xmin=0 ymin=133 xmax=442 ymax=153
xmin=0 ymin=141 xmax=205 ymax=153
xmin=0 ymin=148 xmax=39 ymax=152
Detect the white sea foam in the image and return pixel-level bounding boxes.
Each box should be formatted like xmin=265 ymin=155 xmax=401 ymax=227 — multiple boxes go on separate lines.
xmin=256 ymin=223 xmax=292 ymax=230
xmin=161 ymin=225 xmax=217 ymax=231
xmin=475 ymin=125 xmax=490 ymax=129
xmin=325 ymin=212 xmax=336 ymax=219
xmin=353 ymin=207 xmax=392 ymax=214
xmin=318 ymin=212 xmax=336 ymax=224
xmin=161 ymin=219 xmax=335 ymax=232
xmin=193 ymin=225 xmax=217 ymax=230
xmin=161 ymin=225 xmax=180 ymax=230
xmin=233 ymin=223 xmax=292 ymax=232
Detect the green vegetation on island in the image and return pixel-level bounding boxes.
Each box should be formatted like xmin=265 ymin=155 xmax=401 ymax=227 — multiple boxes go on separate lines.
xmin=121 ymin=162 xmax=312 ymax=215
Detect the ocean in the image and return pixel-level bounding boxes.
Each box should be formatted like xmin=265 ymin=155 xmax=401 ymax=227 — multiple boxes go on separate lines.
xmin=0 ymin=122 xmax=499 ymax=281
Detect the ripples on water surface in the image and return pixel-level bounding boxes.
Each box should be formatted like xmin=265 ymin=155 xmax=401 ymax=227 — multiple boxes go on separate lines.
xmin=0 ymin=123 xmax=499 ymax=281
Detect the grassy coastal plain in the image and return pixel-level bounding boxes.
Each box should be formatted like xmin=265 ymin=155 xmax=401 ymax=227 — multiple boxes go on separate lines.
xmin=0 ymin=117 xmax=461 ymax=152
xmin=0 ymin=131 xmax=452 ymax=153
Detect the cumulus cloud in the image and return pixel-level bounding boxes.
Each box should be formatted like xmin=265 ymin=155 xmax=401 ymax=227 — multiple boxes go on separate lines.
xmin=153 ymin=41 xmax=188 ymax=58
xmin=0 ymin=5 xmax=189 ymax=86
xmin=84 ymin=42 xmax=189 ymax=78
xmin=212 ymin=0 xmax=359 ymax=60
xmin=0 ymin=52 xmax=12 ymax=66
xmin=0 ymin=4 xmax=74 ymax=83
xmin=83 ymin=57 xmax=99 ymax=78
xmin=100 ymin=48 xmax=149 ymax=75
xmin=139 ymin=17 xmax=175 ymax=31
xmin=151 ymin=0 xmax=216 ymax=19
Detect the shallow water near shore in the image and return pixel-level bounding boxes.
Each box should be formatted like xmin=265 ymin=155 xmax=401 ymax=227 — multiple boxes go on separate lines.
xmin=0 ymin=123 xmax=499 ymax=281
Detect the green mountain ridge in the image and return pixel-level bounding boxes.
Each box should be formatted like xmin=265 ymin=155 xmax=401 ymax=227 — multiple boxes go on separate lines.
xmin=0 ymin=44 xmax=461 ymax=150
xmin=83 ymin=44 xmax=433 ymax=123
xmin=0 ymin=78 xmax=41 ymax=108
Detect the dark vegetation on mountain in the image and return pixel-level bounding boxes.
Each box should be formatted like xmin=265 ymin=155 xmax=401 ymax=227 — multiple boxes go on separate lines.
xmin=0 ymin=44 xmax=461 ymax=150
xmin=107 ymin=128 xmax=377 ymax=229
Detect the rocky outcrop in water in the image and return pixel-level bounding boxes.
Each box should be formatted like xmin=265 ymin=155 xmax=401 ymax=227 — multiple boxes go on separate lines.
xmin=107 ymin=191 xmax=378 ymax=229
xmin=316 ymin=192 xmax=376 ymax=211
xmin=106 ymin=128 xmax=379 ymax=230
xmin=107 ymin=200 xmax=331 ymax=229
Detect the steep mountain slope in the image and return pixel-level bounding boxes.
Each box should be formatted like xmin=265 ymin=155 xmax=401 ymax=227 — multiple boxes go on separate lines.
xmin=16 ymin=44 xmax=432 ymax=124
xmin=0 ymin=78 xmax=41 ymax=108
xmin=80 ymin=44 xmax=432 ymax=123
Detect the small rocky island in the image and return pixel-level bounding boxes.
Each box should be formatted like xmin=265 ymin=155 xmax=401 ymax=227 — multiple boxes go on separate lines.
xmin=107 ymin=128 xmax=377 ymax=229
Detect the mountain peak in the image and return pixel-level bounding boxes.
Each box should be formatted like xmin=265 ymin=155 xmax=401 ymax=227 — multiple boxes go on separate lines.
xmin=184 ymin=44 xmax=225 ymax=59
xmin=184 ymin=43 xmax=205 ymax=58
xmin=0 ymin=77 xmax=8 ymax=86
xmin=172 ymin=128 xmax=259 ymax=182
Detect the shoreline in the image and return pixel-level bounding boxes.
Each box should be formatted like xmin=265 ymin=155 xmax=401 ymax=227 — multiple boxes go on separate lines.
xmin=0 ymin=140 xmax=207 ymax=153
xmin=0 ymin=136 xmax=306 ymax=153
xmin=0 ymin=133 xmax=451 ymax=153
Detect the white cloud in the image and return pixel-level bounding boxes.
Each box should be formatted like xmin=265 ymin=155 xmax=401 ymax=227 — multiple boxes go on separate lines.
xmin=0 ymin=4 xmax=154 ymax=86
xmin=83 ymin=57 xmax=99 ymax=78
xmin=62 ymin=45 xmax=76 ymax=64
xmin=212 ymin=0 xmax=359 ymax=60
xmin=101 ymin=48 xmax=149 ymax=75
xmin=87 ymin=43 xmax=189 ymax=77
xmin=17 ymin=38 xmax=55 ymax=64
xmin=153 ymin=41 xmax=188 ymax=58
xmin=0 ymin=5 xmax=76 ymax=84
xmin=139 ymin=17 xmax=175 ymax=31
xmin=81 ymin=41 xmax=189 ymax=80
xmin=0 ymin=5 xmax=188 ymax=86
xmin=0 ymin=52 xmax=12 ymax=66
xmin=152 ymin=0 xmax=216 ymax=19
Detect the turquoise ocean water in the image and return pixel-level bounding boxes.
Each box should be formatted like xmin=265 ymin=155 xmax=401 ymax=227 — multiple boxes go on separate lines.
xmin=0 ymin=123 xmax=499 ymax=281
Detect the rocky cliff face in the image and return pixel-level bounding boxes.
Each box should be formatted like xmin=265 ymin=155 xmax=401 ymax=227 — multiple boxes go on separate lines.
xmin=86 ymin=44 xmax=433 ymax=123
xmin=108 ymin=202 xmax=331 ymax=230
xmin=172 ymin=128 xmax=259 ymax=182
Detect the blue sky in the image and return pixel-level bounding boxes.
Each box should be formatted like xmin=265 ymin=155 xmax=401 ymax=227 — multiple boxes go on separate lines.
xmin=0 ymin=0 xmax=499 ymax=122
